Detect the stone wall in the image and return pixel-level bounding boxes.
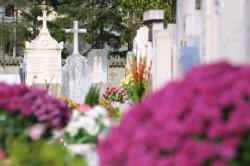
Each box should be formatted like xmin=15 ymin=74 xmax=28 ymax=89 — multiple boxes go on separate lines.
xmin=0 ymin=65 xmax=19 ymax=74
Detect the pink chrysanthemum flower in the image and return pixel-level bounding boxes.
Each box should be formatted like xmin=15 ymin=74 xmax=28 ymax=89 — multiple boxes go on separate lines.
xmin=98 ymin=62 xmax=250 ymax=166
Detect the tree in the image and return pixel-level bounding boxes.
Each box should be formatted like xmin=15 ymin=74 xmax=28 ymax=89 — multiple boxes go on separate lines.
xmin=0 ymin=0 xmax=177 ymax=57
xmin=51 ymin=0 xmax=127 ymax=52
xmin=0 ymin=0 xmax=43 ymax=56
xmin=118 ymin=0 xmax=176 ymax=50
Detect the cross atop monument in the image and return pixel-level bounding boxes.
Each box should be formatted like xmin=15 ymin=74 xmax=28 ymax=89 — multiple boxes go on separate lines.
xmin=37 ymin=10 xmax=51 ymax=32
xmin=65 ymin=21 xmax=87 ymax=55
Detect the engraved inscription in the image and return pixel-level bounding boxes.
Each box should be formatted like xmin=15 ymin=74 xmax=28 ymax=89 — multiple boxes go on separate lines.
xmin=27 ymin=57 xmax=44 ymax=74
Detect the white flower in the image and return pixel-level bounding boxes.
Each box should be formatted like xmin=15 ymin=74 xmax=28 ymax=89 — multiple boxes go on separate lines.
xmin=77 ymin=116 xmax=100 ymax=136
xmin=86 ymin=106 xmax=108 ymax=119
xmin=66 ymin=122 xmax=80 ymax=137
xmin=72 ymin=110 xmax=81 ymax=119
xmin=28 ymin=123 xmax=46 ymax=141
xmin=101 ymin=118 xmax=111 ymax=127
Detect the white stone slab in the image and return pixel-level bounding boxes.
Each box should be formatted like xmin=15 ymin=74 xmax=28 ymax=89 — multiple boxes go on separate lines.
xmin=133 ymin=26 xmax=149 ymax=61
xmin=153 ymin=28 xmax=176 ymax=90
xmin=0 ymin=74 xmax=20 ymax=84
xmin=218 ymin=0 xmax=249 ymax=63
xmin=143 ymin=10 xmax=164 ymax=22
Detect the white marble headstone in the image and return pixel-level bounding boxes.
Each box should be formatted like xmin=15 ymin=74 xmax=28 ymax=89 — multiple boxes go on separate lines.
xmin=25 ymin=10 xmax=63 ymax=95
xmin=87 ymin=49 xmax=108 ymax=84
xmin=133 ymin=26 xmax=149 ymax=60
xmin=217 ymin=0 xmax=249 ymax=63
xmin=153 ymin=25 xmax=176 ymax=90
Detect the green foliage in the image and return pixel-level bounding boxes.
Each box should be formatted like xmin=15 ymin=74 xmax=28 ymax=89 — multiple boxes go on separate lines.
xmin=119 ymin=0 xmax=176 ymax=23
xmin=118 ymin=0 xmax=176 ymax=49
xmin=0 ymin=24 xmax=14 ymax=55
xmin=84 ymin=85 xmax=100 ymax=107
xmin=124 ymin=81 xmax=146 ymax=103
xmin=0 ymin=111 xmax=36 ymax=149
xmin=52 ymin=0 xmax=126 ymax=51
xmin=20 ymin=5 xmax=43 ymax=41
xmin=109 ymin=108 xmax=121 ymax=122
xmin=229 ymin=133 xmax=250 ymax=166
xmin=64 ymin=129 xmax=97 ymax=145
xmin=0 ymin=0 xmax=176 ymax=55
xmin=0 ymin=137 xmax=85 ymax=166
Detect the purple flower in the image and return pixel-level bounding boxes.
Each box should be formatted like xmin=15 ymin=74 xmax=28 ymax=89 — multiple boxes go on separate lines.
xmin=28 ymin=123 xmax=47 ymax=141
xmin=98 ymin=62 xmax=250 ymax=166
xmin=0 ymin=83 xmax=71 ymax=130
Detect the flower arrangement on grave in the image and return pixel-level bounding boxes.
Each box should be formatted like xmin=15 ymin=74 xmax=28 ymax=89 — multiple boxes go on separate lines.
xmin=0 ymin=83 xmax=85 ymax=165
xmin=63 ymin=105 xmax=111 ymax=166
xmin=100 ymin=87 xmax=127 ymax=120
xmin=98 ymin=62 xmax=250 ymax=166
xmin=121 ymin=54 xmax=151 ymax=103
xmin=63 ymin=106 xmax=111 ymax=145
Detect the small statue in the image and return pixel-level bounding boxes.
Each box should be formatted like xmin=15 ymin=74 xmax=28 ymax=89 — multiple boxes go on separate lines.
xmin=19 ymin=57 xmax=26 ymax=84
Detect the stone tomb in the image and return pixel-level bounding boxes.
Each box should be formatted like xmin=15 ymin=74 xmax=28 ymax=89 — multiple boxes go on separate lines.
xmin=25 ymin=10 xmax=63 ymax=95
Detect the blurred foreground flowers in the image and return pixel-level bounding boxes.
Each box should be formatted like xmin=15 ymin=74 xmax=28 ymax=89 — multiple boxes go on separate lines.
xmin=99 ymin=62 xmax=250 ymax=166
xmin=0 ymin=84 xmax=85 ymax=166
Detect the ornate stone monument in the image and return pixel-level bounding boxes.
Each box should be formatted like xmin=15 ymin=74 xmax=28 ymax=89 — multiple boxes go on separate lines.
xmin=61 ymin=21 xmax=92 ymax=103
xmin=25 ymin=10 xmax=63 ymax=95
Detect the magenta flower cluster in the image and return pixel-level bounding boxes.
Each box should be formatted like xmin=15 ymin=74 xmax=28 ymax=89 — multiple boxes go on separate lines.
xmin=98 ymin=62 xmax=250 ymax=166
xmin=102 ymin=87 xmax=127 ymax=103
xmin=0 ymin=83 xmax=71 ymax=130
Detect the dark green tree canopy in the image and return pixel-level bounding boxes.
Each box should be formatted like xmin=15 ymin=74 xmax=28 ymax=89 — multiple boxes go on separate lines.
xmin=53 ymin=0 xmax=126 ymax=50
xmin=0 ymin=0 xmax=176 ymax=56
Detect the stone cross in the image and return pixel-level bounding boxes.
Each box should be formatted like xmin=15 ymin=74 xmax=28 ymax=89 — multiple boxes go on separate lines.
xmin=37 ymin=10 xmax=51 ymax=31
xmin=65 ymin=21 xmax=87 ymax=55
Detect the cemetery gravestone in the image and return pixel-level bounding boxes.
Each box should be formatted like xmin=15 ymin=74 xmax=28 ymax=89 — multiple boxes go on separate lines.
xmin=25 ymin=10 xmax=63 ymax=95
xmin=218 ymin=0 xmax=249 ymax=63
xmin=133 ymin=27 xmax=149 ymax=61
xmin=87 ymin=48 xmax=108 ymax=84
xmin=153 ymin=28 xmax=176 ymax=90
xmin=201 ymin=0 xmax=220 ymax=63
xmin=61 ymin=21 xmax=92 ymax=103
xmin=143 ymin=10 xmax=165 ymax=91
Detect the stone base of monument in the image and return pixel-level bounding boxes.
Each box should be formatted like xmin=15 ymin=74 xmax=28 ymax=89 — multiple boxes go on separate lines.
xmin=33 ymin=83 xmax=61 ymax=96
